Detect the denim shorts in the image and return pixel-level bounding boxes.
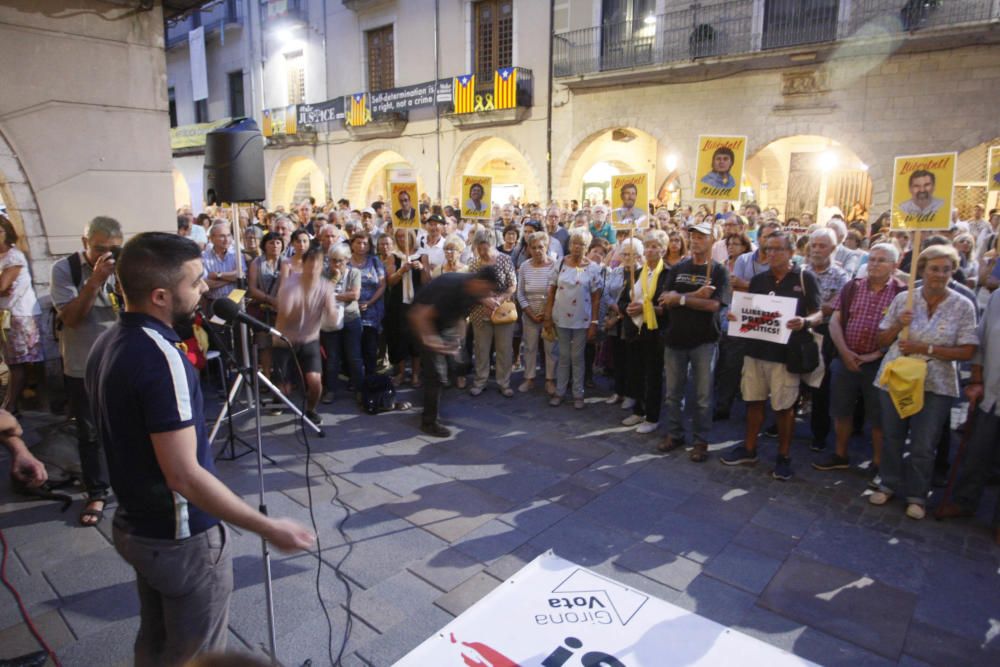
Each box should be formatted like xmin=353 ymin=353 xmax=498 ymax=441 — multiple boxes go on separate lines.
xmin=829 ymin=357 xmax=883 ymax=427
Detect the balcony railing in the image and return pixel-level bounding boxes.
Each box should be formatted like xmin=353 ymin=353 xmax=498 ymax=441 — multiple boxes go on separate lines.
xmin=554 ymin=0 xmax=999 ymax=78
xmin=261 ymin=0 xmax=307 ymax=25
xmin=166 ymin=0 xmax=243 ymax=49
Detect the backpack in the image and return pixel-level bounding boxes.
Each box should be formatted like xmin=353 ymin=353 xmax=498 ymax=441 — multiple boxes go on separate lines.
xmin=50 ymin=253 xmax=83 ymax=341
xmin=361 ymin=374 xmax=397 ymax=415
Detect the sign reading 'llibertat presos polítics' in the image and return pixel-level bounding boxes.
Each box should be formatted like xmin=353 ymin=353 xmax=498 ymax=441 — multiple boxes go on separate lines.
xmin=395 ymin=552 xmax=817 ymax=667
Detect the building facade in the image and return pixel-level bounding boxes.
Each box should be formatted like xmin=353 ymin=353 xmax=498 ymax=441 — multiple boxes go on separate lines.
xmin=167 ymin=0 xmax=1000 ymax=220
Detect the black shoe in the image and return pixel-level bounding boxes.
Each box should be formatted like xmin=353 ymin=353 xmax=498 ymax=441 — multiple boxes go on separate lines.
xmin=305 ymin=410 xmax=323 ymax=425
xmin=762 ymin=423 xmax=779 ymax=438
xmin=420 ymin=422 xmax=451 ymax=438
xmin=809 ymin=439 xmax=828 ymax=452
xmin=712 ymin=410 xmax=730 ymax=422
xmin=772 ymin=455 xmax=793 ymax=481
xmin=812 ymin=454 xmax=850 ymax=471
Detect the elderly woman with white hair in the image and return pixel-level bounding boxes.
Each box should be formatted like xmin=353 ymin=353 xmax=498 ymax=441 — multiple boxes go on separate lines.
xmin=603 ymin=237 xmax=643 ymax=405
xmin=467 ymin=228 xmax=518 ymax=396
xmin=517 ymin=231 xmax=556 ymax=394
xmin=544 ymin=227 xmax=604 ymax=408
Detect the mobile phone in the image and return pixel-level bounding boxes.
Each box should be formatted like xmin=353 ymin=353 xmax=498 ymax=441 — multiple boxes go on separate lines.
xmin=110 ymin=246 xmax=123 ymax=261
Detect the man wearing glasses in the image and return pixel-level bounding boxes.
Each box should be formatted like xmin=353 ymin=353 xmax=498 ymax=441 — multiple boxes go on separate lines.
xmin=544 ymin=207 xmax=569 ymax=257
xmin=721 ymin=231 xmax=822 ymax=480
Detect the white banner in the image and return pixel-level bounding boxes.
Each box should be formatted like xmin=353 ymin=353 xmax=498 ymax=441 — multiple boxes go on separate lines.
xmin=727 ymin=292 xmax=798 ymax=345
xmin=396 ymin=552 xmax=816 ymax=666
xmin=189 ymin=26 xmax=208 ymax=102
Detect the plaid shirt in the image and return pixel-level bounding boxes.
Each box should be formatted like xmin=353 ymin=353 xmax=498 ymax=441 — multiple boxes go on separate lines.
xmin=833 ymin=278 xmax=902 ymax=355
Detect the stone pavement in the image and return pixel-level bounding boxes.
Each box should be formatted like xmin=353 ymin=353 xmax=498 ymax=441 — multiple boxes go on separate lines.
xmin=2 ymin=373 xmax=1000 ymax=666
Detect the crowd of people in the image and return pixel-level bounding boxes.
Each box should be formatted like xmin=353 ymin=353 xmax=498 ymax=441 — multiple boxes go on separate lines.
xmin=168 ymin=195 xmax=1000 ymax=534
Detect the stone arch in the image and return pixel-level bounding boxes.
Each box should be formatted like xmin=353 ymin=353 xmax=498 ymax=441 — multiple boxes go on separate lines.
xmin=0 ymin=127 xmax=47 ymax=278
xmin=341 ymin=143 xmax=423 ymax=206
xmin=446 ymin=130 xmax=542 ymax=205
xmin=554 ymin=119 xmax=670 ymax=200
xmin=270 ymin=153 xmax=327 ymax=209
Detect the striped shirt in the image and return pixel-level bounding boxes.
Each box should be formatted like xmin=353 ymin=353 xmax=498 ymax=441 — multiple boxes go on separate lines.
xmin=517 ymin=259 xmax=555 ymax=315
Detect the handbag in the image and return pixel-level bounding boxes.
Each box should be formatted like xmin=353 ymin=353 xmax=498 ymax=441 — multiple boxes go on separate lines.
xmin=785 ymin=270 xmax=821 ymax=374
xmin=490 ymin=300 xmax=517 ymax=325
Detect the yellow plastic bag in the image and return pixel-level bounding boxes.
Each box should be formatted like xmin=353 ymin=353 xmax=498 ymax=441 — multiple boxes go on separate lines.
xmin=879 ymin=356 xmax=927 ymax=419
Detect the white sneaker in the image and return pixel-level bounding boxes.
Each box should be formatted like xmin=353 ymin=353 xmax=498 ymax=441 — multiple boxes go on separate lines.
xmin=905 ymin=503 xmax=925 ymax=520
xmin=868 ymin=491 xmax=892 ymax=506
xmin=636 ymin=421 xmax=659 ymax=434
xmin=605 ymin=393 xmax=620 ymax=405
xmin=621 ymin=397 xmax=637 ymax=410
xmin=622 ymin=414 xmax=644 ymax=427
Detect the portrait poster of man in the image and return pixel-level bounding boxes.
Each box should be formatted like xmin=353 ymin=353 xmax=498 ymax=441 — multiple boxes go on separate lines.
xmin=694 ymin=135 xmax=747 ymax=201
xmin=462 ymin=176 xmax=493 ymax=219
xmin=390 ymin=181 xmax=420 ymax=229
xmin=890 ymin=152 xmax=956 ymax=231
xmin=611 ymin=173 xmax=649 ymax=229
xmin=988 ymin=146 xmax=1000 ymax=193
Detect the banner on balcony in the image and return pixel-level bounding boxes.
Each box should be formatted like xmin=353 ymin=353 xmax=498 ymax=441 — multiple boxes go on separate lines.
xmin=390 ymin=182 xmax=420 ymax=230
xmin=453 ymin=74 xmax=476 ymax=114
xmin=347 ymin=93 xmax=371 ymax=127
xmin=462 ymin=176 xmax=492 ymax=219
xmin=694 ymin=135 xmax=746 ymax=201
xmin=261 ymin=106 xmax=297 ymax=137
xmin=611 ymin=173 xmax=648 ymax=229
xmin=494 ymin=67 xmax=517 ymax=110
xmin=296 ymin=98 xmax=345 ymax=126
xmin=170 ymin=118 xmax=231 ymax=151
xmin=988 ymin=146 xmax=1000 ymax=193
xmin=890 ymin=152 xmax=956 ymax=231
xmin=396 ymin=551 xmax=816 ymax=667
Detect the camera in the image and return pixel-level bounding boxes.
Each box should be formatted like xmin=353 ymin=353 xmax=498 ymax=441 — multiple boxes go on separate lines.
xmin=110 ymin=246 xmax=122 ymax=261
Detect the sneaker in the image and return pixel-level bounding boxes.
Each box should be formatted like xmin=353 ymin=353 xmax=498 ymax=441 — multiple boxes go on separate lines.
xmin=321 ymin=390 xmax=334 ymax=404
xmin=574 ymin=398 xmax=585 ymax=409
xmin=621 ymin=397 xmax=637 ymax=410
xmin=762 ymin=423 xmax=779 ymax=438
xmin=812 ymin=454 xmax=850 ymax=471
xmin=500 ymin=386 xmax=514 ymax=398
xmin=518 ymin=379 xmax=534 ymax=393
xmin=772 ymin=456 xmax=793 ymax=481
xmin=636 ymin=421 xmax=658 ymax=434
xmin=720 ymin=445 xmax=759 ymax=466
xmin=420 ymin=422 xmax=451 ymax=438
xmin=868 ymin=491 xmax=892 ymax=506
xmin=269 ymin=406 xmax=285 ymax=416
xmin=622 ymin=414 xmax=645 ymax=427
xmin=469 ymin=386 xmax=484 ymax=397
xmin=809 ymin=439 xmax=827 ymax=452
xmin=305 ymin=410 xmax=323 ymax=426
xmin=905 ymin=503 xmax=926 ymax=520
xmin=549 ymin=396 xmax=563 ymax=407
xmin=605 ymin=393 xmax=621 ymax=405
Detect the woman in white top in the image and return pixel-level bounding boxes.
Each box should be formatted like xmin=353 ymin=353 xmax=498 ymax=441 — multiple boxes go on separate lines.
xmin=516 ymin=232 xmax=555 ymax=395
xmin=0 ymin=216 xmax=43 ymax=414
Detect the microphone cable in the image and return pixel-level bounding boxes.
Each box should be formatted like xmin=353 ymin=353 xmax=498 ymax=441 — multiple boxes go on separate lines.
xmin=286 ymin=349 xmax=354 ymax=667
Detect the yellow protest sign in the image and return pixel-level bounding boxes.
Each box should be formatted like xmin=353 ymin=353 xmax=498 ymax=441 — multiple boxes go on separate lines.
xmin=462 ymin=176 xmax=492 ymax=219
xmin=988 ymin=146 xmax=1000 ymax=193
xmin=694 ymin=135 xmax=746 ymax=201
xmin=890 ymin=152 xmax=956 ymax=231
xmin=390 ymin=182 xmax=420 ymax=229
xmin=611 ymin=173 xmax=648 ymax=229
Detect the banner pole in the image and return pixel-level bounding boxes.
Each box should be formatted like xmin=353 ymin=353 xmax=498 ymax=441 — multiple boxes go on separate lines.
xmin=902 ymin=229 xmax=922 ymax=343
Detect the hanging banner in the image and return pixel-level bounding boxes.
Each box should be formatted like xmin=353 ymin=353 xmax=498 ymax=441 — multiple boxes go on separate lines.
xmin=694 ymin=135 xmax=747 ymax=201
xmin=296 ymin=98 xmax=345 ymax=126
xmin=727 ymin=292 xmax=798 ymax=344
xmin=890 ymin=152 xmax=956 ymax=231
xmin=397 ymin=552 xmax=815 ymax=667
xmin=462 ymin=176 xmax=493 ymax=219
xmin=611 ymin=173 xmax=649 ymax=229
xmin=390 ymin=182 xmax=420 ymax=230
xmin=189 ymin=26 xmax=208 ymax=102
xmin=170 ymin=118 xmax=232 ymax=151
xmin=370 ymin=80 xmax=449 ymax=115
xmin=987 ymin=146 xmax=1000 ymax=193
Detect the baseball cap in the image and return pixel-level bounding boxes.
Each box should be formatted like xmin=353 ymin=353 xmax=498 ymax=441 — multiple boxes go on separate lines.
xmin=688 ymin=222 xmax=713 ymax=236
xmin=427 ymin=214 xmax=445 ymax=224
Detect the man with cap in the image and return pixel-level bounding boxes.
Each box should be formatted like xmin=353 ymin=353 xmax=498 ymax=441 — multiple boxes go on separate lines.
xmin=419 ymin=213 xmax=448 ymax=273
xmin=657 ymin=222 xmax=730 ymax=461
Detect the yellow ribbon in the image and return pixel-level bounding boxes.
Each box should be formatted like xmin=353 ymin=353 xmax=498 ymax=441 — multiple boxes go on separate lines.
xmin=640 ymin=259 xmax=663 ymax=330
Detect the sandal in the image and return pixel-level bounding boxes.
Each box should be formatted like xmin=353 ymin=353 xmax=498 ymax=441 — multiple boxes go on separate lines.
xmin=455 ymin=376 xmax=467 ymax=390
xmin=689 ymin=442 xmax=709 ymax=463
xmin=656 ymin=436 xmax=685 ymax=454
xmin=79 ymin=499 xmax=106 ymax=527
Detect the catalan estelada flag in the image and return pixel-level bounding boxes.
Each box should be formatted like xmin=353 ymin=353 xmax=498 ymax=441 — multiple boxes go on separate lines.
xmin=349 ymin=93 xmax=368 ymax=126
xmin=494 ymin=67 xmax=517 ymax=110
xmin=453 ymin=74 xmax=475 ymax=114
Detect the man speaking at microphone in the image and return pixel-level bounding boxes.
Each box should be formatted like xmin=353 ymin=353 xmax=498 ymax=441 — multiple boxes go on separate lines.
xmin=86 ymin=232 xmax=315 ymax=667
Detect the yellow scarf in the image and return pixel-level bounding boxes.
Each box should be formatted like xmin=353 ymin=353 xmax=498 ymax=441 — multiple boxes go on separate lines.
xmin=640 ymin=259 xmax=664 ymax=330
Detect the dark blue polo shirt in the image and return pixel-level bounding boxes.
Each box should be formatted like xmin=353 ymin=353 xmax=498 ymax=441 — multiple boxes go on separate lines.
xmin=86 ymin=312 xmax=219 ymax=540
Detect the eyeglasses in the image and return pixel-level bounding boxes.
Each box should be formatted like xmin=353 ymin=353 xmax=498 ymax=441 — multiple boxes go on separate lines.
xmin=762 ymin=246 xmax=789 ymax=254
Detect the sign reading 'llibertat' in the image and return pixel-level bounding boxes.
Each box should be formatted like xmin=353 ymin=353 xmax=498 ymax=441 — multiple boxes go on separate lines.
xmin=396 ymin=552 xmax=816 ymax=666
xmin=727 ymin=292 xmax=798 ymax=345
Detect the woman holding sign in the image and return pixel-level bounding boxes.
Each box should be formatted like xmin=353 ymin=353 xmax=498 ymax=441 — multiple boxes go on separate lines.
xmin=870 ymin=245 xmax=978 ymax=520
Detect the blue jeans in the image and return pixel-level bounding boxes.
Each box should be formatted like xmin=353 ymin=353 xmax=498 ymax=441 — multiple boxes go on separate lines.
xmin=663 ymin=343 xmax=716 ymax=444
xmin=555 ymin=327 xmax=588 ymax=399
xmin=952 ymin=407 xmax=1000 ymax=527
xmin=878 ymin=390 xmax=953 ymax=506
xmin=320 ymin=317 xmax=364 ymax=393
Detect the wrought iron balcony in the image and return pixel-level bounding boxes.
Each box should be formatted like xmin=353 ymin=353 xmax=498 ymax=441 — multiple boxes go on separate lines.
xmin=166 ymin=0 xmax=243 ymax=49
xmin=554 ymin=0 xmax=999 ymax=78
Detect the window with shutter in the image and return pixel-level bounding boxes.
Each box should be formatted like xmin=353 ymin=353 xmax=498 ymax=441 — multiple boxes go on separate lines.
xmin=366 ymin=25 xmax=394 ymax=92
xmin=473 ymin=0 xmax=513 ymax=95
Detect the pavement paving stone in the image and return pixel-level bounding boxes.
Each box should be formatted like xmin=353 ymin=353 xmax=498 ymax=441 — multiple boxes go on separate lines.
xmin=58 ymin=578 xmax=139 ymax=639
xmin=407 ymin=546 xmax=485 ymax=592
xmin=758 ymin=553 xmax=917 ymax=660
xmin=0 ymin=609 xmax=75 ymax=662
xmin=534 ymin=478 xmax=603 ymax=509
xmin=450 ymin=519 xmax=533 ymax=565
xmin=506 ymin=440 xmax=601 ymax=475
xmin=318 ymin=524 xmax=448 ymax=589
xmin=702 ymin=543 xmax=784 ymax=595
xmin=495 ymin=497 xmax=574 ymax=537
xmin=11 ymin=516 xmax=111 ymax=576
xmin=911 ymin=548 xmax=1000 ymax=646
xmin=902 ymin=619 xmax=1000 ymax=667
xmin=462 ymin=460 xmax=568 ymax=504
xmin=750 ymin=501 xmax=819 ymax=539
xmin=349 ymin=569 xmax=444 ymax=631
xmin=613 ymin=541 xmax=703 ymax=591
xmin=673 ymin=486 xmax=770 ymax=534
xmin=529 ymin=514 xmax=639 ymax=568
xmin=731 ymin=522 xmax=801 ymax=560
xmin=483 ymin=543 xmax=546 ymax=581
xmin=434 ymin=571 xmax=504 ymax=617
xmin=670 ymin=573 xmax=759 ymax=628
xmin=576 ymin=482 xmax=674 ymax=537
xmin=56 ymin=616 xmax=139 ymax=667
xmin=43 ymin=546 xmax=135 ymax=598
xmin=353 ymin=603 xmax=454 ymax=667
xmin=0 ymin=552 xmax=60 ymax=631
xmin=644 ymin=510 xmax=737 ymax=564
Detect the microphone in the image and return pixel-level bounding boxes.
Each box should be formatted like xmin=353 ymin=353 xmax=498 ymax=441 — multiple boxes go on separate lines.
xmin=211 ymin=298 xmax=284 ymax=339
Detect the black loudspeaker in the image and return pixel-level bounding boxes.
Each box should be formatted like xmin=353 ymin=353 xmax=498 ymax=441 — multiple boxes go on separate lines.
xmin=204 ymin=118 xmax=266 ymax=204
